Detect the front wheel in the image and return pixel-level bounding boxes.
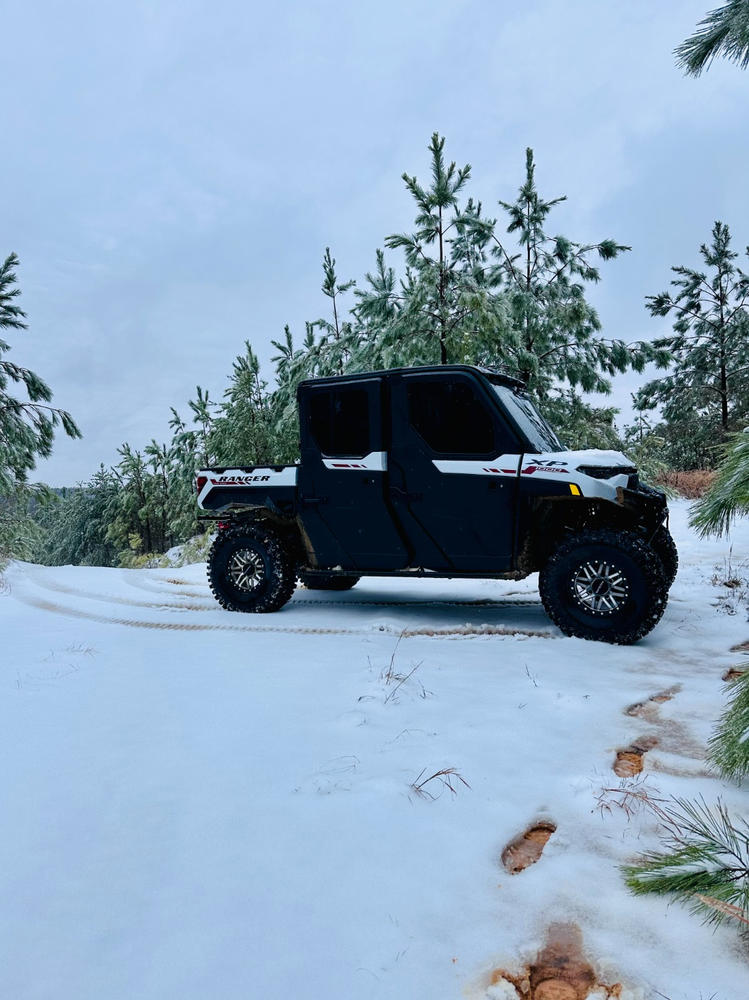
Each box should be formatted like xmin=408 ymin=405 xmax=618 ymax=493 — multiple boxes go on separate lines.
xmin=651 ymin=524 xmax=678 ymax=587
xmin=208 ymin=524 xmax=296 ymax=613
xmin=539 ymin=529 xmax=668 ymax=644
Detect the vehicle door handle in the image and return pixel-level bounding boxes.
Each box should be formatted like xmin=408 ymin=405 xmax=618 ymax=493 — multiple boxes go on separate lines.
xmin=391 ymin=486 xmax=423 ymax=502
xmin=301 ymin=495 xmax=327 ymax=505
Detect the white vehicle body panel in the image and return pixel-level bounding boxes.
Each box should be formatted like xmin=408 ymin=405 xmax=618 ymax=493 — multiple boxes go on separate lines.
xmin=321 ymin=452 xmax=387 ymax=472
xmin=197 ymin=467 xmax=298 ymax=507
xmin=432 ymin=448 xmax=635 ymax=501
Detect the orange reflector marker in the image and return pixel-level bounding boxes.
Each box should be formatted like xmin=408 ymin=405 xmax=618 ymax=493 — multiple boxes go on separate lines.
xmin=569 ymin=483 xmax=582 ymax=496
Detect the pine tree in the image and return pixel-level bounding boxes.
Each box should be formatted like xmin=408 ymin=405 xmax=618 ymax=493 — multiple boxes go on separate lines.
xmin=107 ymin=444 xmax=155 ymax=561
xmin=707 ymin=669 xmax=749 ymax=781
xmin=1 ymin=252 xmax=81 ymax=493
xmin=539 ymin=391 xmax=622 ymax=451
xmin=620 ymin=409 xmax=671 ymax=484
xmin=691 ymin=429 xmax=749 ymax=535
xmin=33 ymin=470 xmax=120 ymax=567
xmin=315 ymin=248 xmax=355 ymax=375
xmin=211 ymin=342 xmax=278 ymax=466
xmin=676 ymin=0 xmax=749 ymax=76
xmin=480 ymin=148 xmax=666 ymax=395
xmin=352 ymin=133 xmax=508 ymax=368
xmin=636 ymin=222 xmax=749 ymax=466
xmin=623 ymin=797 xmax=749 ymax=929
xmin=187 ymin=386 xmax=216 ymax=468
xmin=1 ymin=252 xmax=81 ymax=561
xmin=269 ymin=324 xmax=315 ymax=460
xmin=384 ymin=133 xmax=473 ymax=364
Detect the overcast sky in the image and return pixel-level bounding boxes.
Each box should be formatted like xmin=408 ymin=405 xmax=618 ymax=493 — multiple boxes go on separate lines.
xmin=4 ymin=0 xmax=748 ymax=485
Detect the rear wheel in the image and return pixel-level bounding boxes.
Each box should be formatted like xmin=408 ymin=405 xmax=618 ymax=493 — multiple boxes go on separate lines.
xmin=298 ymin=572 xmax=360 ymax=591
xmin=539 ymin=529 xmax=668 ymax=644
xmin=208 ymin=524 xmax=296 ymax=613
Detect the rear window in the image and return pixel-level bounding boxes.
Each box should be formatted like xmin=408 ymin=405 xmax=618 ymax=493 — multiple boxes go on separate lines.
xmin=308 ymin=387 xmax=371 ymax=457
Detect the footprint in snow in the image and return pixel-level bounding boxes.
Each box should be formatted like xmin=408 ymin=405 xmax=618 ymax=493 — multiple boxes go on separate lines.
xmin=476 ymin=922 xmax=642 ymax=999
xmin=500 ymin=821 xmax=556 ymax=874
xmin=613 ymin=736 xmax=658 ymax=778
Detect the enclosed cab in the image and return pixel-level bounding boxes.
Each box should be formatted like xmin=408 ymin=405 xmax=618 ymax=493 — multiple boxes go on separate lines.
xmin=196 ymin=365 xmax=676 ymax=643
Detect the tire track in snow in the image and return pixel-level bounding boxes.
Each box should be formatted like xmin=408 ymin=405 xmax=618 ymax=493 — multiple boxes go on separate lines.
xmin=14 ymin=590 xmax=557 ymax=640
xmin=27 ymin=570 xmax=545 ymax=613
xmin=26 ymin=572 xmax=216 ymax=611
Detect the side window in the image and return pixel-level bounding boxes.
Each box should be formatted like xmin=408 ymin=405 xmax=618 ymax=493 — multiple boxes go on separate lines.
xmin=308 ymin=386 xmax=371 ymax=457
xmin=407 ymin=377 xmax=497 ymax=456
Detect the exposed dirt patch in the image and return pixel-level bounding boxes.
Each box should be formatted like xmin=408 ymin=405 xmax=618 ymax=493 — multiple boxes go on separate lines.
xmin=621 ymin=684 xmax=704 ymax=765
xmin=649 ymin=685 xmax=681 ymax=703
xmin=484 ymin=923 xmax=626 ymax=999
xmin=613 ymin=737 xmax=658 ymax=778
xmin=613 ymin=750 xmax=644 ymax=778
xmin=501 ymin=822 xmax=556 ymax=874
xmin=730 ymin=640 xmax=749 ymax=653
xmin=625 ymin=685 xmax=680 ymax=717
xmin=623 ymin=701 xmax=658 ymax=722
xmin=723 ymin=667 xmax=747 ymax=682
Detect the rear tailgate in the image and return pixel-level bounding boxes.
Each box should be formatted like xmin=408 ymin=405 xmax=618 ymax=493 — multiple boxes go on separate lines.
xmin=196 ymin=466 xmax=298 ymax=512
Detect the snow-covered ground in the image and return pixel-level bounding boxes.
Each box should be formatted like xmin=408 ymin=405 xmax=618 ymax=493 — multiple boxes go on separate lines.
xmin=1 ymin=500 xmax=747 ymax=1000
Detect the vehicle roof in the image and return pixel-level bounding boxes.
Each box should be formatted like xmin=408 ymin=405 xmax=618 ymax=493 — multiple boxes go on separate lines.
xmin=297 ymin=364 xmax=526 ymax=391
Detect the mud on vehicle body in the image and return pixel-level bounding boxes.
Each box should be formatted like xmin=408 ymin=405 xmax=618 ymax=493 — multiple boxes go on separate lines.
xmin=196 ymin=364 xmax=675 ymax=644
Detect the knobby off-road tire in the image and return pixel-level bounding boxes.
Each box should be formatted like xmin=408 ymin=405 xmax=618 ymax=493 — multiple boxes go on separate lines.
xmin=208 ymin=524 xmax=296 ymax=613
xmin=539 ymin=529 xmax=668 ymax=645
xmin=298 ymin=572 xmax=360 ymax=591
xmin=650 ymin=524 xmax=678 ymax=587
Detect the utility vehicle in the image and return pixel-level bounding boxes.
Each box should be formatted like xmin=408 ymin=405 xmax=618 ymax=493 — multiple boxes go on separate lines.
xmin=196 ymin=365 xmax=676 ymax=643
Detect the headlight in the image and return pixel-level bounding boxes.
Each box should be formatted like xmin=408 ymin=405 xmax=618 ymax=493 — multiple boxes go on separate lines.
xmin=576 ymin=465 xmax=636 ymax=480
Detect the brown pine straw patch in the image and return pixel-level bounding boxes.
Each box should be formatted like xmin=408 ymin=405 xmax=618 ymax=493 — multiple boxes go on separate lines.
xmin=653 ymin=469 xmax=715 ymax=498
xmin=501 ymin=822 xmax=557 ymax=874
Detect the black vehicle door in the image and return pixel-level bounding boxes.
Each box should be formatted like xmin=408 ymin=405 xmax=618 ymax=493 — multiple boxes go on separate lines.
xmin=388 ymin=371 xmax=521 ymax=572
xmin=297 ymin=378 xmax=409 ymax=571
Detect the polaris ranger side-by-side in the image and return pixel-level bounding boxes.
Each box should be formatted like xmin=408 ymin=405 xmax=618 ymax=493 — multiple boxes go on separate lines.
xmin=196 ymin=365 xmax=677 ymax=644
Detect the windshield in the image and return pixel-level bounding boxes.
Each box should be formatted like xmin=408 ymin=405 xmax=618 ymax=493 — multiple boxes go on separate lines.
xmin=493 ymin=385 xmax=563 ymax=453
